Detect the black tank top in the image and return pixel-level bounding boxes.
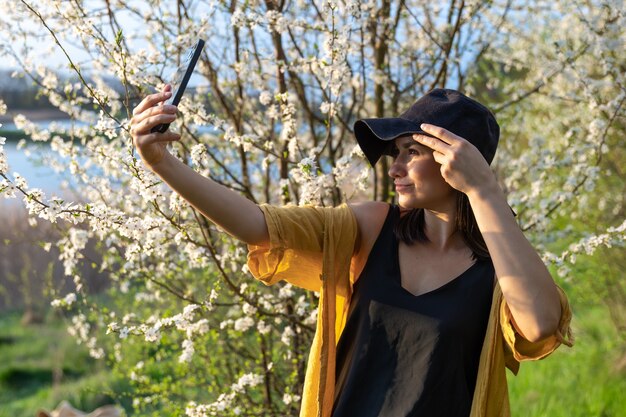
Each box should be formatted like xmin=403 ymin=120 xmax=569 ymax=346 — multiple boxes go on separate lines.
xmin=332 ymin=205 xmax=494 ymax=417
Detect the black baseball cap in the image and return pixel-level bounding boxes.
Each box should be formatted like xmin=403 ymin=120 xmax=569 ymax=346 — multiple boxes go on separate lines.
xmin=354 ymin=88 xmax=500 ymax=166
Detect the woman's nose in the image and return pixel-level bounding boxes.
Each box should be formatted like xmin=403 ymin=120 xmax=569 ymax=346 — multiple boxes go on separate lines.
xmin=388 ymin=158 xmax=406 ymax=178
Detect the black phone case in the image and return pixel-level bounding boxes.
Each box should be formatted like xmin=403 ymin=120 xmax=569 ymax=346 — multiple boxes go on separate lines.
xmin=151 ymin=39 xmax=205 ymax=133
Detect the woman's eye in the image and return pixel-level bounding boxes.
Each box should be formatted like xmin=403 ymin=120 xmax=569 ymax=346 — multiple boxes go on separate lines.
xmin=408 ymin=148 xmax=419 ymax=155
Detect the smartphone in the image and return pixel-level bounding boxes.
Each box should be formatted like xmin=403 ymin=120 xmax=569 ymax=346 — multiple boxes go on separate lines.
xmin=151 ymin=39 xmax=205 ymax=133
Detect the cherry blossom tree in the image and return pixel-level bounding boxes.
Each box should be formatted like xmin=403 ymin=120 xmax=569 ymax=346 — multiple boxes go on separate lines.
xmin=0 ymin=0 xmax=624 ymax=415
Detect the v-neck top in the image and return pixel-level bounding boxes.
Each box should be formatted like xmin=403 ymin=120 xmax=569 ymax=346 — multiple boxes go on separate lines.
xmin=332 ymin=204 xmax=495 ymax=417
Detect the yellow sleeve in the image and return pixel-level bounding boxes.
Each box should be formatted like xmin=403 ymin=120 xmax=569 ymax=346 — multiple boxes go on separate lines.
xmin=246 ymin=203 xmax=357 ymax=292
xmin=500 ymin=285 xmax=573 ymax=370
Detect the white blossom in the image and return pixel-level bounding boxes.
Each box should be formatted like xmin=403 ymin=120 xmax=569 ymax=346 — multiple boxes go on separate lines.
xmin=144 ymin=326 xmax=161 ymax=343
xmin=65 ymin=292 xmax=77 ymax=305
xmin=278 ymin=284 xmax=295 ymax=299
xmin=0 ymin=141 xmax=8 ymax=174
xmin=282 ymin=392 xmax=300 ymax=405
xmin=257 ymin=320 xmax=271 ymax=335
xmin=259 ymin=91 xmax=272 ymax=105
xmin=234 ymin=317 xmax=255 ymax=332
xmin=281 ymin=326 xmax=295 ymax=346
xmin=242 ymin=302 xmax=257 ymax=316
xmin=179 ymin=339 xmax=195 ymax=363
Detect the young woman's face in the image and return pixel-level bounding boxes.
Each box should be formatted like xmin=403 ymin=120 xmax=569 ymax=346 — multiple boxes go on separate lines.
xmin=388 ymin=135 xmax=455 ymax=210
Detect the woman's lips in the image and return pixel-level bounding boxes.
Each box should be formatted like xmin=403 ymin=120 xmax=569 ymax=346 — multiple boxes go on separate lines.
xmin=394 ymin=183 xmax=413 ymax=193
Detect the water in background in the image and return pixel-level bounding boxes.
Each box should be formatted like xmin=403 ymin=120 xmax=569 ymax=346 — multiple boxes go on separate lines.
xmin=2 ymin=140 xmax=67 ymax=193
xmin=2 ymin=119 xmax=82 ymax=197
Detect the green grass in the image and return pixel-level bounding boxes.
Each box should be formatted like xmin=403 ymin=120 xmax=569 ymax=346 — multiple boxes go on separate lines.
xmin=0 ymin=310 xmax=126 ymax=417
xmin=508 ymin=304 xmax=626 ymax=417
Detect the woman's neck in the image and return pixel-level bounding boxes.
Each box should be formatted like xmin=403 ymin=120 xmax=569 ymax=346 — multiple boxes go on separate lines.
xmin=422 ymin=208 xmax=464 ymax=252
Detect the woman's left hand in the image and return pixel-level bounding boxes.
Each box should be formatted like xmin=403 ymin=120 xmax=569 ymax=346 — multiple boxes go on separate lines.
xmin=414 ymin=123 xmax=497 ymax=196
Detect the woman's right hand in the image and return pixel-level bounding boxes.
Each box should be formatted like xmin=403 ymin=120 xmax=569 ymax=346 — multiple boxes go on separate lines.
xmin=130 ymin=85 xmax=181 ymax=169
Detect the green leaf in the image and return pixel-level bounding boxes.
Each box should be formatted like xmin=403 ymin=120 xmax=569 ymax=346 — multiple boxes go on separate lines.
xmin=115 ymin=29 xmax=124 ymax=47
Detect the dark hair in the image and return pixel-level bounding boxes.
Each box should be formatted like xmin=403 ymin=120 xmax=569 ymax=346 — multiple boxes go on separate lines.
xmin=393 ymin=192 xmax=490 ymax=261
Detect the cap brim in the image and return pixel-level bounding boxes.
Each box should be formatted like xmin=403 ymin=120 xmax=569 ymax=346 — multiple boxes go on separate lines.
xmin=354 ymin=118 xmax=432 ymax=166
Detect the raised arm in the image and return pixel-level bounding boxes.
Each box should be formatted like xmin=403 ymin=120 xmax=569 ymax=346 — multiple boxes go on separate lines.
xmin=130 ymin=85 xmax=269 ymax=246
xmin=415 ymin=123 xmax=562 ymax=343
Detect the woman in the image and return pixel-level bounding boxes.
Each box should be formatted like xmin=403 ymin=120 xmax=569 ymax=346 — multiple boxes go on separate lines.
xmin=130 ymin=87 xmax=572 ymax=417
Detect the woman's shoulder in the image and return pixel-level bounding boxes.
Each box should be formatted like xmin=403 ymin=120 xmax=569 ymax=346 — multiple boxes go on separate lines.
xmin=347 ymin=201 xmax=391 ymax=260
xmin=347 ymin=201 xmax=391 ymax=223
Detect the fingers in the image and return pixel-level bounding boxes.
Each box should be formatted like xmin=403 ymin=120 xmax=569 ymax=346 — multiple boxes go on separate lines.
xmin=431 ymin=150 xmax=447 ymax=165
xmin=135 ymin=130 xmax=181 ymax=147
xmin=413 ymin=122 xmax=470 ymax=157
xmin=152 ymin=130 xmax=181 ymax=143
xmin=413 ymin=133 xmax=451 ymax=155
xmin=420 ymin=123 xmax=464 ymax=144
xmin=135 ymin=103 xmax=177 ymax=121
xmin=417 ymin=123 xmax=484 ymax=165
xmin=131 ymin=111 xmax=178 ymax=136
xmin=132 ymin=88 xmax=172 ymax=117
xmin=130 ymin=86 xmax=179 ymax=137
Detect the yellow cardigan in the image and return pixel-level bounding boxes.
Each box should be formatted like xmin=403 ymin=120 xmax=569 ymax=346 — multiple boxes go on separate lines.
xmin=247 ymin=204 xmax=573 ymax=417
